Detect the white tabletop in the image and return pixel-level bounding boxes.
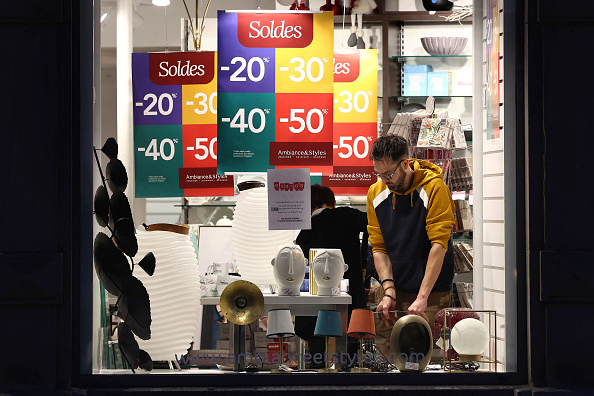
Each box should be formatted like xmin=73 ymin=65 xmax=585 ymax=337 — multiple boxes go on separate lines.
xmin=200 ymin=291 xmax=351 ymax=306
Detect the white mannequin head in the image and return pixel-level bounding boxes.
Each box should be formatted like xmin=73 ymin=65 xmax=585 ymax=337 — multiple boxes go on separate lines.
xmin=311 ymin=249 xmax=348 ymax=296
xmin=271 ymin=244 xmax=307 ymax=296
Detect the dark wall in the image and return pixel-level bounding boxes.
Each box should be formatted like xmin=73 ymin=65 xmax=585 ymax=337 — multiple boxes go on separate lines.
xmin=526 ymin=0 xmax=594 ymax=389
xmin=1 ymin=0 xmax=594 ymax=393
xmin=0 ymin=0 xmax=80 ymax=390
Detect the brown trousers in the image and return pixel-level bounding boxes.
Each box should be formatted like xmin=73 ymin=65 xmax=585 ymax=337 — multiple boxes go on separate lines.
xmin=373 ymin=288 xmax=451 ymax=358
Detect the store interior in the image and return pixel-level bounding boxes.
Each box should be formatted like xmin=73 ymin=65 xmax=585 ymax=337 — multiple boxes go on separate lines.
xmin=93 ymin=0 xmax=515 ymax=377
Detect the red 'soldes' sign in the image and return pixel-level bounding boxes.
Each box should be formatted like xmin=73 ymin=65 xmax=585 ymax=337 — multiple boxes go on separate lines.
xmin=149 ymin=52 xmax=215 ymax=85
xmin=333 ymin=50 xmax=360 ymax=83
xmin=237 ymin=13 xmax=314 ymax=48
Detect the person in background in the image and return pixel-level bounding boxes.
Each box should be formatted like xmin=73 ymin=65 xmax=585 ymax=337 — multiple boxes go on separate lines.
xmin=367 ymin=135 xmax=455 ymax=357
xmin=294 ymin=184 xmax=368 ymax=368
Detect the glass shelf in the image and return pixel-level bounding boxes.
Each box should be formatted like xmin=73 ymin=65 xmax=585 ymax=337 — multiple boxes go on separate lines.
xmin=176 ymin=200 xmax=367 ymax=209
xmin=394 ymin=95 xmax=472 ymax=102
xmin=393 ymin=55 xmax=472 ymax=61
xmin=175 ymin=202 xmax=236 ymax=208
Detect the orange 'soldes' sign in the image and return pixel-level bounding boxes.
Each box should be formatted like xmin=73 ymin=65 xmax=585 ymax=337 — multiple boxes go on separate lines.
xmin=148 ymin=51 xmax=215 ymax=85
xmin=237 ymin=13 xmax=314 ymax=48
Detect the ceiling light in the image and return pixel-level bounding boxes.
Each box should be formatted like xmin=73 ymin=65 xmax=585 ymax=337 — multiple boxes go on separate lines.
xmin=152 ymin=0 xmax=170 ymax=6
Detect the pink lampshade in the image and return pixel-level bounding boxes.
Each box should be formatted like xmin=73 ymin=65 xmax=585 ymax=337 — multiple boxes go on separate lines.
xmin=347 ymin=309 xmax=376 ymax=339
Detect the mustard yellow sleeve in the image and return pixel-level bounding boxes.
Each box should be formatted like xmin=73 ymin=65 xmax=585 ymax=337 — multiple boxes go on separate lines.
xmin=366 ymin=182 xmax=387 ymax=255
xmin=425 ymin=179 xmax=456 ymax=249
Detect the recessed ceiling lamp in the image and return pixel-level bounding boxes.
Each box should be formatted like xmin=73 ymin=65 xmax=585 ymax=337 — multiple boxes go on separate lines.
xmin=152 ymin=0 xmax=170 ymax=6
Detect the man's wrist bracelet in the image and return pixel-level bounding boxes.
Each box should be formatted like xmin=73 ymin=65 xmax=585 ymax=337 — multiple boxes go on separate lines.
xmin=380 ymin=278 xmax=394 ymax=286
xmin=383 ymin=285 xmax=395 ymax=294
xmin=383 ymin=294 xmax=397 ymax=302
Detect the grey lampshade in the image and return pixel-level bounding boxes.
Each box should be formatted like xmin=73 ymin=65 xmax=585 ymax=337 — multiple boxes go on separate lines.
xmin=266 ymin=309 xmax=295 ymax=339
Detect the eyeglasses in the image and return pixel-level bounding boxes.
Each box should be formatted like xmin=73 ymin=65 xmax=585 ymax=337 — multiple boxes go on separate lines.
xmin=372 ymin=159 xmax=404 ymax=180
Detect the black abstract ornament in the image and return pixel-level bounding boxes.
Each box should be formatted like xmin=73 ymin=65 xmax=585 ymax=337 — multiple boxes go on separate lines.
xmin=94 ymin=138 xmax=153 ymax=372
xmin=114 ymin=217 xmax=138 ymax=258
xmin=117 ymin=276 xmax=152 ymax=340
xmin=117 ymin=321 xmax=140 ymax=368
xmin=137 ymin=350 xmax=153 ymax=371
xmin=117 ymin=321 xmax=153 ymax=372
xmin=93 ymin=232 xmax=132 ymax=296
xmin=106 ymin=158 xmax=128 ymax=193
xmin=110 ymin=190 xmax=133 ymax=223
xmin=94 ymin=185 xmax=110 ymax=227
xmin=138 ymin=252 xmax=156 ymax=276
xmin=101 ymin=137 xmax=119 ymax=159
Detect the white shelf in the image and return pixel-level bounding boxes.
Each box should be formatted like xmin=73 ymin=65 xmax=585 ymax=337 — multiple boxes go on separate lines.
xmin=200 ymin=291 xmax=352 ymax=312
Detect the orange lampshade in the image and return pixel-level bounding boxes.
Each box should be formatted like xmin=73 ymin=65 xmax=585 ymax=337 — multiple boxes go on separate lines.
xmin=347 ymin=309 xmax=376 ymax=339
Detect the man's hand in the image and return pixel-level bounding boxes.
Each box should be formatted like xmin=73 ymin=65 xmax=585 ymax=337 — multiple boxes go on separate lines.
xmin=372 ymin=251 xmax=398 ymax=327
xmin=377 ymin=293 xmax=397 ymax=327
xmin=407 ymin=296 xmax=429 ymax=322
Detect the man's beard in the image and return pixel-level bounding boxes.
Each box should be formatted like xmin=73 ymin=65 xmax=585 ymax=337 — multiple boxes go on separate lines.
xmin=387 ymin=172 xmax=407 ymax=193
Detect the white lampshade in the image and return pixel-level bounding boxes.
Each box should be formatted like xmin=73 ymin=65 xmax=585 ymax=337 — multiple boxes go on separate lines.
xmin=450 ymin=318 xmax=489 ymax=361
xmin=232 ymin=186 xmax=294 ymax=287
xmin=134 ymin=226 xmax=201 ymax=361
xmin=266 ymin=309 xmax=295 ymax=339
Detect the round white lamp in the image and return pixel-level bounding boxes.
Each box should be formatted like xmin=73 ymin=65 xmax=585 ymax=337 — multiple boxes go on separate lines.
xmin=450 ymin=318 xmax=489 ymax=362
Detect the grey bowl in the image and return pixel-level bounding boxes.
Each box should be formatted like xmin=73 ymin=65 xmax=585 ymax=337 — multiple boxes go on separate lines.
xmin=420 ymin=37 xmax=468 ymax=56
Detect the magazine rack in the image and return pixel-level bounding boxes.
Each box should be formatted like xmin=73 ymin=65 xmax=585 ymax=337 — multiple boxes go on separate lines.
xmin=387 ymin=97 xmax=471 ymax=192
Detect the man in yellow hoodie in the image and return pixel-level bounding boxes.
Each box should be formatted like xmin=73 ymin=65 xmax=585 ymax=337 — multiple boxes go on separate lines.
xmin=367 ymin=135 xmax=455 ymax=357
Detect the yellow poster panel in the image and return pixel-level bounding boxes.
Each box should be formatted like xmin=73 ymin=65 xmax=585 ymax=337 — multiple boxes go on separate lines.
xmin=333 ymin=49 xmax=378 ymax=124
xmin=182 ymin=53 xmax=218 ymax=125
xmin=275 ymin=12 xmax=334 ymax=94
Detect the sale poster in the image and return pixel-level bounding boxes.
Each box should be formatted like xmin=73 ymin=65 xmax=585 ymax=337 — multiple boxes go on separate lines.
xmin=324 ymin=49 xmax=377 ymax=195
xmin=216 ymin=11 xmax=335 ymax=175
xmin=132 ymin=51 xmax=234 ymax=198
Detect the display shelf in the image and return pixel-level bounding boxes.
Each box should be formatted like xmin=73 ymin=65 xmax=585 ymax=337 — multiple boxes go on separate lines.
xmin=395 ymin=95 xmax=472 ymax=102
xmin=333 ymin=10 xmax=471 ymax=134
xmin=176 ymin=203 xmax=236 ymax=208
xmin=334 ymin=11 xmax=472 ymax=24
xmin=394 ymin=55 xmax=472 ymax=61
xmin=178 ymin=199 xmax=367 ymax=209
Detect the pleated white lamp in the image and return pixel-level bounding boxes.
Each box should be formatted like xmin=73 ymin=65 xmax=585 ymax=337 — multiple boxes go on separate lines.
xmin=134 ymin=224 xmax=201 ymax=362
xmin=231 ymin=182 xmax=294 ymax=288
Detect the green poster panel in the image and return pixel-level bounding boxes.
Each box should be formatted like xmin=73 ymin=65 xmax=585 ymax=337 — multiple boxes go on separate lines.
xmin=217 ymin=92 xmax=275 ymax=174
xmin=134 ymin=124 xmax=183 ymax=197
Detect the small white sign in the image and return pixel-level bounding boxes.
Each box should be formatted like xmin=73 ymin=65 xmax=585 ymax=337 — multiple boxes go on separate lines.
xmin=405 ymin=361 xmax=420 ymax=370
xmin=267 ymin=168 xmax=311 ymax=231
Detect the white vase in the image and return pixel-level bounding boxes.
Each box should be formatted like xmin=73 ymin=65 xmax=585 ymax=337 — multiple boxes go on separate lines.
xmin=311 ymin=248 xmax=348 ymax=296
xmin=134 ymin=225 xmax=201 ymax=362
xmin=271 ymin=244 xmax=307 ymax=296
xmin=231 ymin=185 xmax=294 ymax=288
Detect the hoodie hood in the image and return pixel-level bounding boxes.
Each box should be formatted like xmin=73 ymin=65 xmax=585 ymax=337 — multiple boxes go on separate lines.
xmin=406 ymin=158 xmax=444 ymax=194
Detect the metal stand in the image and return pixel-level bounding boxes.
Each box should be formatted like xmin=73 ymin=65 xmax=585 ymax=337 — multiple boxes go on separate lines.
xmin=231 ymin=323 xmax=246 ymax=372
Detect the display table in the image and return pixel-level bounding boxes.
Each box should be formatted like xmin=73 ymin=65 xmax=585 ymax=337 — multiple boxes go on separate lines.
xmin=200 ymin=292 xmax=352 ymax=371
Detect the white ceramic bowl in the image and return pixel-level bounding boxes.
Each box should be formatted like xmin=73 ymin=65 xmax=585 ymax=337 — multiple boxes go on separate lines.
xmin=420 ymin=37 xmax=468 ymax=56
